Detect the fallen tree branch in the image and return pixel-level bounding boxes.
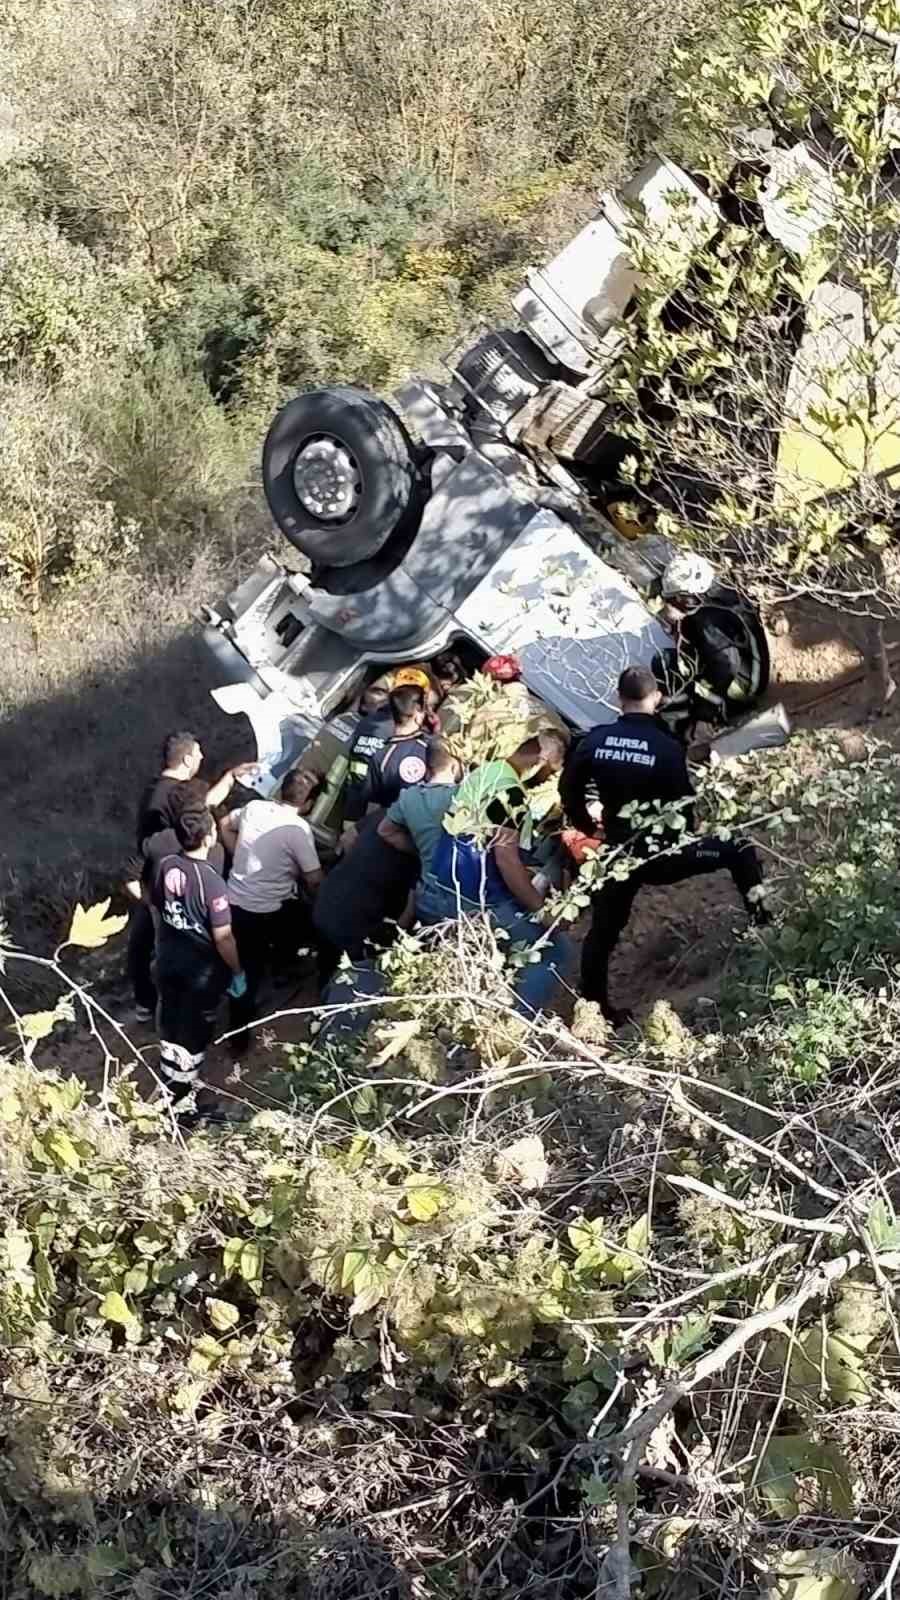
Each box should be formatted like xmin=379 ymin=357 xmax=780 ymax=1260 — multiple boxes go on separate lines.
xmin=602 ymin=1247 xmax=874 ymax=1600
xmin=666 ymin=1173 xmax=847 ymax=1237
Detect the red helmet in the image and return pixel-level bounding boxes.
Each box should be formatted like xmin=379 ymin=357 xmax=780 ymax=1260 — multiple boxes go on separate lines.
xmin=482 ymin=653 xmax=522 ymax=683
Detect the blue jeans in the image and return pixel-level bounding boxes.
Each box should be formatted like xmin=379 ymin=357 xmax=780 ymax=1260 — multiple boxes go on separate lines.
xmin=416 ymin=880 xmax=572 ymax=1015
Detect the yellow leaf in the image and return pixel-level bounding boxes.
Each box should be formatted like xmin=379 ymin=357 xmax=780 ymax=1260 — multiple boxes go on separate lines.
xmin=171 ymin=1379 xmax=207 ymax=1415
xmin=19 ymin=1003 xmax=72 ymax=1043
xmin=99 ymin=1291 xmax=138 ymax=1327
xmin=626 ymin=1213 xmax=651 ymax=1254
xmin=123 ymin=1264 xmax=149 ymax=1296
xmin=5 ymin=1228 xmax=32 ymax=1270
xmin=0 ymin=1093 xmax=21 ymax=1121
xmin=406 ymin=1184 xmax=448 ymax=1222
xmin=222 ymin=1237 xmax=243 ymax=1276
xmin=369 ymin=1018 xmax=422 ymax=1066
xmin=43 ymin=1130 xmax=81 ymax=1171
xmin=341 ymin=1249 xmax=368 ymax=1289
xmin=67 ymin=899 xmax=129 ymax=950
xmin=188 ymin=1334 xmax=225 ymax=1374
xmin=206 ymin=1297 xmax=240 ymax=1332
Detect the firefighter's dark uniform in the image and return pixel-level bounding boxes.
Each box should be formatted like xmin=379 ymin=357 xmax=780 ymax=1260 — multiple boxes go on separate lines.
xmin=559 ymin=711 xmax=766 ymax=1021
xmin=656 ymin=584 xmax=770 ymax=735
xmin=343 ymin=709 xmax=394 ymax=823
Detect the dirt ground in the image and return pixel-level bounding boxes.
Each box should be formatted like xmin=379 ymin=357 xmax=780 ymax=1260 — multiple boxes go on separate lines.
xmin=23 ymin=600 xmax=900 ymax=1108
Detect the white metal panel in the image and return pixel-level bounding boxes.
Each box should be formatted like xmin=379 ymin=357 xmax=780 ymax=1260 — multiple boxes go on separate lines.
xmin=513 ymin=157 xmax=720 ymax=374
xmin=759 ymin=143 xmax=837 ymax=258
xmin=455 ymin=510 xmax=671 ymax=729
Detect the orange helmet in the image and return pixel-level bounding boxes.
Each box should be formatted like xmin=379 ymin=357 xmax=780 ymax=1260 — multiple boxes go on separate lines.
xmin=392 ymin=666 xmax=432 ymax=692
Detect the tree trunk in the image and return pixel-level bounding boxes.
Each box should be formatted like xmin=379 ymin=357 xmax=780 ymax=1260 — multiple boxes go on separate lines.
xmin=864 ymin=616 xmax=896 ymax=716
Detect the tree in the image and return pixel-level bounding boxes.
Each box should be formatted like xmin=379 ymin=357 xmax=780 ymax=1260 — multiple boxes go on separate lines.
xmin=613 ymin=0 xmax=900 ymax=708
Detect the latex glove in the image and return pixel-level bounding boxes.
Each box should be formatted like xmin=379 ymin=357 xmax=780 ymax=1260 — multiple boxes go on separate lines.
xmin=228 ymin=971 xmax=248 ymax=999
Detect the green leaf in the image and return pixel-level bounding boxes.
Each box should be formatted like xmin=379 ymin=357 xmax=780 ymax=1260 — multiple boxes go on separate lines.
xmin=206 ymin=1297 xmax=240 ymax=1332
xmin=239 ymin=1240 xmax=264 ymax=1291
xmin=349 ymin=1282 xmax=385 ymax=1317
xmin=646 ymin=1330 xmax=668 ymax=1368
xmin=341 ymin=1249 xmax=368 ymax=1289
xmin=867 ymin=1197 xmax=900 ymax=1249
xmin=123 ymin=1263 xmax=149 ymax=1296
xmin=85 ymin=1546 xmax=129 ymax=1579
xmin=99 ymin=1291 xmax=137 ymax=1327
xmin=34 ymin=1252 xmax=56 ymax=1301
xmin=67 ymin=898 xmax=129 ymax=949
xmin=563 ymin=1379 xmax=599 ymax=1418
xmin=43 ymin=1130 xmax=81 ymax=1171
xmin=668 ymin=1312 xmax=712 ymax=1368
xmin=756 ymin=1434 xmax=855 ymax=1517
xmin=568 ymin=1219 xmax=603 ymax=1254
xmin=222 ymin=1237 xmax=244 ymax=1276
xmin=19 ymin=1002 xmax=72 ymax=1042
xmin=625 ymin=1213 xmax=650 ymax=1254
xmin=133 ymin=1223 xmax=167 ymax=1257
xmin=581 ymin=1471 xmax=611 ymax=1507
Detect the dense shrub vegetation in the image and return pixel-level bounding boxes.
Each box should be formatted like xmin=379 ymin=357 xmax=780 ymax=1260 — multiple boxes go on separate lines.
xmin=0 ymin=0 xmax=701 ymax=615
xmin=5 ymin=735 xmax=900 ymax=1596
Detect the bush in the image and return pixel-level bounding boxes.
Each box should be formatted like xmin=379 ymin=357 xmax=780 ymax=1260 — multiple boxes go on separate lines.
xmin=0 ymin=378 xmax=139 ymax=612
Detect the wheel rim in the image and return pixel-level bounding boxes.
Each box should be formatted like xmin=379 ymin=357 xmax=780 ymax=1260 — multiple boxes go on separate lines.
xmin=292 ymin=434 xmax=362 ymax=523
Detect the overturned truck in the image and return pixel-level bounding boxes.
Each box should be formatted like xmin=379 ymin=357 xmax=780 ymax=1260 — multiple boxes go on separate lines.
xmin=204 ymin=153 xmax=789 ymax=833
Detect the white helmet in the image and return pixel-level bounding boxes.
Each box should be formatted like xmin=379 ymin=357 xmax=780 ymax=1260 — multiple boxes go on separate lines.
xmin=661 ymin=552 xmax=716 ymax=600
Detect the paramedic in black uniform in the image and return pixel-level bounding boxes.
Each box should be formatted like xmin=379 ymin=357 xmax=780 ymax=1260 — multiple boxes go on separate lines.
xmin=560 ymin=665 xmax=769 ymax=1026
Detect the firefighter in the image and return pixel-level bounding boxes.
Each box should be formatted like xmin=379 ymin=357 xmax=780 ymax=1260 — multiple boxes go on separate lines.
xmin=655 ymin=553 xmax=770 ymax=738
xmin=560 ymin=664 xmax=769 ymax=1027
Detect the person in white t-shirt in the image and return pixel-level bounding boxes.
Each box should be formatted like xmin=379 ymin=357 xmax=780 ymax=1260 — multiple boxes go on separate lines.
xmin=219 ymin=768 xmax=324 ymax=1049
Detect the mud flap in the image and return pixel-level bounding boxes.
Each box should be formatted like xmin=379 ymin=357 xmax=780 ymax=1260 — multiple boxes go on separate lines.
xmin=709 ymin=703 xmax=791 ymax=763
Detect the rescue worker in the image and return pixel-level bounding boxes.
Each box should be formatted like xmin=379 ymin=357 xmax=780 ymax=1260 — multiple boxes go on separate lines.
xmin=655 ymin=553 xmax=770 ymax=738
xmin=342 ymin=684 xmax=394 ymax=829
xmin=376 ymin=738 xmax=461 ymax=879
xmin=151 ymin=803 xmax=244 ymax=1107
xmin=342 ymin=685 xmax=429 ymax=849
xmin=313 ymin=814 xmax=419 ymax=985
xmin=128 ymin=731 xmax=254 ymax=1022
xmin=357 ymin=685 xmax=428 ymax=811
xmin=560 ymin=664 xmax=769 ymax=1027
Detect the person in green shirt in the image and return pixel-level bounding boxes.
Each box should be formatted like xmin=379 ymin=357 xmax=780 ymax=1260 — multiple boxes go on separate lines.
xmin=417 ymin=730 xmax=572 ymax=1014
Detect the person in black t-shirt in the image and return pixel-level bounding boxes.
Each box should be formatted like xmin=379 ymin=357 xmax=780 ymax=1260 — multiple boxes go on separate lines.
xmin=151 ymin=804 xmax=243 ymax=1107
xmin=141 ymin=780 xmax=226 ymax=892
xmin=361 ymin=685 xmax=428 ymax=808
xmin=341 ymin=685 xmax=428 ymax=850
xmin=127 ymin=730 xmax=253 ymax=1022
xmin=560 ymin=665 xmax=768 ymax=1027
xmin=313 ymin=813 xmax=419 ymax=985
xmin=343 ymin=686 xmax=394 ymax=826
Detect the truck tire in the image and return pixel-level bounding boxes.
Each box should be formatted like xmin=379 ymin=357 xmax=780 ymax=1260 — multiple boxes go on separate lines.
xmin=263 ymin=386 xmax=418 ymax=567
